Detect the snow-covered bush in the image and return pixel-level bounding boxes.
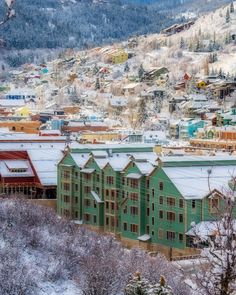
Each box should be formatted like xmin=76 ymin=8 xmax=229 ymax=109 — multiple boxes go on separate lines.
xmin=0 ymin=198 xmax=189 ymax=295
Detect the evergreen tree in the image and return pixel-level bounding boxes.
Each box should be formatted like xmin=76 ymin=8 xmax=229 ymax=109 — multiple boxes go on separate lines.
xmin=125 ymin=273 xmax=173 ymax=295
xmin=180 ymin=37 xmax=185 ymax=49
xmin=93 ymin=63 xmax=99 ymax=75
xmin=147 ymin=276 xmax=173 ymax=295
xmin=124 ymin=62 xmax=130 ymax=72
xmin=138 ymin=64 xmax=145 ymax=81
xmin=230 ymin=2 xmax=234 ymax=13
xmin=95 ymin=77 xmax=100 ymax=90
xmin=137 ymin=98 xmax=148 ymax=126
xmin=226 ymin=8 xmax=230 ymax=23
xmin=125 ymin=272 xmax=150 ymax=295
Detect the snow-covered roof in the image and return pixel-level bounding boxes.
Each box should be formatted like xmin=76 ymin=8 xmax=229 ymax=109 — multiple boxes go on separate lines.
xmin=0 ymin=99 xmax=25 ymax=107
xmin=163 ymin=165 xmax=236 ymax=199
xmin=91 ymin=191 xmax=103 ymax=203
xmin=109 ymin=156 xmax=130 ymax=171
xmin=27 ymin=149 xmax=63 ymax=186
xmin=80 ymin=168 xmax=95 ymax=174
xmin=135 ymin=162 xmax=155 ymax=175
xmin=126 ymin=173 xmax=142 ymax=179
xmin=186 ymin=220 xmax=236 ymax=238
xmin=138 ymin=234 xmax=151 ymax=242
xmin=91 ymin=150 xmax=108 ymax=158
xmin=0 ymin=160 xmax=34 ymax=178
xmin=70 ymin=153 xmax=90 ymax=168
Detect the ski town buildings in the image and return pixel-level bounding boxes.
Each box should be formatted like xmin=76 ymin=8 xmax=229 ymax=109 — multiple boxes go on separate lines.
xmin=57 ymin=144 xmax=236 ymax=257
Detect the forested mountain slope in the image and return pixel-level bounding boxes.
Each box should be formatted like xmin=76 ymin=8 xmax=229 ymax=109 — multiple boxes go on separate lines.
xmin=0 ymin=0 xmax=231 ymax=51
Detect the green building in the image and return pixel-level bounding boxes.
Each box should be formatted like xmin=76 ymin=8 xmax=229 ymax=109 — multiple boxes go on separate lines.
xmin=57 ymin=145 xmax=236 ymax=257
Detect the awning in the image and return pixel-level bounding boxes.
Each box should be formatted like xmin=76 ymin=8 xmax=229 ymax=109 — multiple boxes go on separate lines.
xmin=126 ymin=173 xmax=142 ymax=179
xmin=91 ymin=191 xmax=103 ymax=203
xmin=138 ymin=234 xmax=151 ymax=242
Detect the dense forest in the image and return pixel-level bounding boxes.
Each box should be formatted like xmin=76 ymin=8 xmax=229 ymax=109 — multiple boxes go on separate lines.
xmin=0 ymin=0 xmax=175 ymax=50
xmin=0 ymin=0 xmax=231 ymax=51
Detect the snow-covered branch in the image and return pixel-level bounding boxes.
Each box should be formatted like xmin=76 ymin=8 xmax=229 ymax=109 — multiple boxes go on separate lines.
xmin=0 ymin=0 xmax=15 ymax=27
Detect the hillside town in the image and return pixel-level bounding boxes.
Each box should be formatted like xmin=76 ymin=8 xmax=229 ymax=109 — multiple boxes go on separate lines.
xmin=1 ymin=0 xmax=236 ymax=294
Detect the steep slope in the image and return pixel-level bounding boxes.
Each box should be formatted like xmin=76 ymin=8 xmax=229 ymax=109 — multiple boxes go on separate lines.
xmin=0 ymin=0 xmax=232 ymax=52
xmin=123 ymin=1 xmax=236 ymax=81
xmin=0 ymin=0 xmax=175 ymax=50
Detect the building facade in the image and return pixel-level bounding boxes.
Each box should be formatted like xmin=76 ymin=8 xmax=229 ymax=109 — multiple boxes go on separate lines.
xmin=57 ymin=146 xmax=236 ymax=257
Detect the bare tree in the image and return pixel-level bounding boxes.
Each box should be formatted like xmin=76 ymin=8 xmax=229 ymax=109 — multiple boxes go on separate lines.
xmin=0 ymin=0 xmax=15 ymax=27
xmin=191 ymin=188 xmax=236 ymax=295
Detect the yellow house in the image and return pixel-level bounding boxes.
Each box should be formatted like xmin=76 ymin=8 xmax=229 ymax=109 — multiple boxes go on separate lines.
xmin=14 ymin=106 xmax=31 ymax=117
xmin=110 ymin=49 xmax=128 ymax=64
xmin=197 ymin=80 xmax=207 ymax=89
xmin=81 ymin=132 xmax=122 ymax=143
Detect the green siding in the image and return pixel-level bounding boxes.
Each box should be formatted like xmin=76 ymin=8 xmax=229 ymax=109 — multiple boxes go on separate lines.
xmin=57 ymin=150 xmax=236 ymax=252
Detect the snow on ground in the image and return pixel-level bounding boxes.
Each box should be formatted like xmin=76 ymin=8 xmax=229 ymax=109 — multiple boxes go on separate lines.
xmin=38 ymin=281 xmax=82 ymax=295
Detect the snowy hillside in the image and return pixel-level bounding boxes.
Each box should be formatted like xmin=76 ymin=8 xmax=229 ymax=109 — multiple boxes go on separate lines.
xmin=130 ymin=1 xmax=236 ymax=79
xmin=0 ymin=199 xmax=188 ymax=295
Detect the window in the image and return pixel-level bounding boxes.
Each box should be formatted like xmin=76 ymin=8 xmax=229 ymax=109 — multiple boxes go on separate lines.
xmin=75 ymin=197 xmax=78 ymax=204
xmin=152 ymin=188 xmax=155 ymax=198
xmin=130 ymin=179 xmax=139 ymax=189
xmin=123 ymin=206 xmax=127 ymax=214
xmin=111 ymin=190 xmax=115 ymax=198
xmin=147 ymin=207 xmax=150 ymax=216
xmin=167 ymin=231 xmax=175 ymax=241
xmin=84 ymin=173 xmax=91 ymax=181
xmin=179 ymin=213 xmax=183 ymax=223
xmin=122 ymin=190 xmax=125 ymax=198
xmin=167 ymin=197 xmax=175 ymax=207
xmin=94 ymin=201 xmax=97 ymax=209
xmin=75 ymin=171 xmax=78 ymax=178
xmin=75 ymin=211 xmax=79 ymax=219
xmin=152 ymin=230 xmax=154 ymax=236
xmin=130 ymin=206 xmax=138 ymax=215
xmin=64 ymin=195 xmax=70 ymax=203
xmin=106 ymin=217 xmax=109 ymax=226
xmin=106 ymin=202 xmax=109 ymax=209
xmin=179 ymin=233 xmax=184 ymax=242
xmin=167 ymin=211 xmax=175 ymax=222
xmin=192 ymin=200 xmax=196 ymax=209
xmin=152 ymin=203 xmax=154 ymax=211
xmin=124 ymin=222 xmax=127 ymax=231
xmin=130 ymin=224 xmax=138 ymax=233
xmin=75 ymin=184 xmax=79 ymax=191
xmin=111 ymin=203 xmax=115 ymax=211
xmin=84 ymin=214 xmax=90 ymax=222
xmin=93 ymin=215 xmax=97 ymax=223
xmin=159 ymin=210 xmax=163 ymax=219
xmin=159 ymin=182 xmax=163 ymax=191
xmin=62 ymin=171 xmax=70 ymax=179
xmin=146 ymin=225 xmax=150 ymax=234
xmin=159 ymin=195 xmax=164 ymax=205
xmin=106 ymin=176 xmax=114 ymax=185
xmin=179 ymin=199 xmax=184 ymax=208
xmin=210 ymin=197 xmax=219 ymax=213
xmin=84 ymin=199 xmax=91 ymax=207
xmin=158 ymin=229 xmax=164 ymax=239
xmin=146 ymin=193 xmax=150 ymax=202
xmin=63 ymin=209 xmax=70 ymax=217
xmin=105 ymin=189 xmax=109 ymax=197
xmin=130 ymin=193 xmax=139 ymax=202
xmin=84 ymin=186 xmax=91 ymax=194
xmin=96 ymin=174 xmax=100 ymax=182
xmin=146 ymin=179 xmax=150 ymax=189
xmin=63 ymin=183 xmax=70 ymax=191
xmin=152 ymin=217 xmax=155 ymax=225
xmin=122 ymin=177 xmax=125 ymax=185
